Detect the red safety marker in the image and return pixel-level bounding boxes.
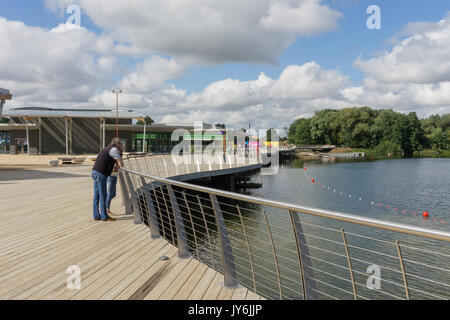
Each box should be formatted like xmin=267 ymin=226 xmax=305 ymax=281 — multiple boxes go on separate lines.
xmin=303 ymin=163 xmax=447 ymax=225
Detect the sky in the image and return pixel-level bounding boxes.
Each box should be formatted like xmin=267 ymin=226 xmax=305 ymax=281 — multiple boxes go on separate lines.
xmin=1 ymin=0 xmax=450 ymax=131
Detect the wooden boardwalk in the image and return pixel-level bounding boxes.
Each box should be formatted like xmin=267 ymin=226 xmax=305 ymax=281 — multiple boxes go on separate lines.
xmin=0 ymin=164 xmax=261 ymax=300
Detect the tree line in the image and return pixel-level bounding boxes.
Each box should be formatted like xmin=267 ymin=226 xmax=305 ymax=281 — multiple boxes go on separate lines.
xmin=288 ymin=107 xmax=450 ymax=156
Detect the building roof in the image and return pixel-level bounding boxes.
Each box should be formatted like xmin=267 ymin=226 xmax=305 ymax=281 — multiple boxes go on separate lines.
xmin=2 ymin=107 xmax=144 ymax=119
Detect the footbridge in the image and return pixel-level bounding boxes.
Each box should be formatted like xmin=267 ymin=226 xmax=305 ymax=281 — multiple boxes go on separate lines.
xmin=119 ymin=153 xmax=450 ymax=300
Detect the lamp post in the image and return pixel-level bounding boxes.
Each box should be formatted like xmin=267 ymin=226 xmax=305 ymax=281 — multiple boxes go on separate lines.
xmin=112 ymin=89 xmax=122 ymax=138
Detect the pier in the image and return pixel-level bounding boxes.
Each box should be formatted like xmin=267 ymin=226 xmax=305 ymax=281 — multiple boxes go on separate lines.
xmin=1 ymin=152 xmax=449 ymax=300
xmin=0 ymin=157 xmax=263 ymax=300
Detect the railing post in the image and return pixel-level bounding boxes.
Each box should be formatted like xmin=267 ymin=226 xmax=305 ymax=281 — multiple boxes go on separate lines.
xmin=289 ymin=210 xmax=317 ymax=300
xmin=209 ymin=194 xmax=238 ymax=288
xmin=139 ymin=177 xmax=161 ymax=239
xmin=118 ymin=171 xmax=132 ymax=215
xmin=182 ymin=192 xmax=199 ymax=260
xmin=166 ymin=185 xmax=190 ymax=259
xmin=236 ymin=205 xmax=257 ymax=293
xmin=151 ymin=183 xmax=166 ymax=239
xmin=197 ymin=195 xmax=216 ymax=269
xmin=396 ymin=241 xmax=410 ymax=300
xmin=123 ymin=171 xmax=142 ymax=225
xmin=262 ymin=211 xmax=283 ymax=300
xmin=341 ymin=229 xmax=358 ymax=300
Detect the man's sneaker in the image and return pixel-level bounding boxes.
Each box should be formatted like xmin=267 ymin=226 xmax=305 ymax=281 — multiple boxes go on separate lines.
xmin=102 ymin=216 xmax=117 ymax=222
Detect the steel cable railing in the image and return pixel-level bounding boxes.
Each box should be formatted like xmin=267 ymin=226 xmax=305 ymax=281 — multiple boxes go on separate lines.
xmin=118 ymin=154 xmax=450 ymax=300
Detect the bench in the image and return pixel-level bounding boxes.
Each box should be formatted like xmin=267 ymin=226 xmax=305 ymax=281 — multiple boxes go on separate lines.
xmin=48 ymin=160 xmax=59 ymax=167
xmin=58 ymin=157 xmax=86 ymax=164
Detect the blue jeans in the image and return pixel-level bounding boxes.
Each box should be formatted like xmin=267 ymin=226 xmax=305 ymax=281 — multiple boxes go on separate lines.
xmin=92 ymin=170 xmax=108 ymax=220
xmin=106 ymin=175 xmax=118 ymax=211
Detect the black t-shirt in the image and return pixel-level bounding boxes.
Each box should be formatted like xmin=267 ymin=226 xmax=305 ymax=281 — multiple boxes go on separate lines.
xmin=93 ymin=145 xmax=117 ymax=177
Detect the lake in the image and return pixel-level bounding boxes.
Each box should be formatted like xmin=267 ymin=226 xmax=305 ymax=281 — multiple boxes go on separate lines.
xmin=218 ymin=158 xmax=450 ymax=300
xmin=254 ymin=158 xmax=450 ymax=230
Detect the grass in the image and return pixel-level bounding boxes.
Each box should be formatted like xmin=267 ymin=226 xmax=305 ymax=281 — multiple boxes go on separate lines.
xmin=413 ymin=149 xmax=450 ymax=158
xmin=339 ymin=148 xmax=450 ymax=158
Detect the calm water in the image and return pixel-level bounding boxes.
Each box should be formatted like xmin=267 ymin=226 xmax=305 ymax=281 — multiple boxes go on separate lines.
xmin=176 ymin=158 xmax=450 ymax=299
xmin=206 ymin=158 xmax=450 ymax=300
xmin=253 ymin=158 xmax=450 ymax=230
xmin=227 ymin=158 xmax=450 ymax=300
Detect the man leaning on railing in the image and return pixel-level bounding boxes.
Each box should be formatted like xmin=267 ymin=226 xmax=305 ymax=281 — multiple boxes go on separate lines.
xmin=92 ymin=138 xmax=124 ymax=222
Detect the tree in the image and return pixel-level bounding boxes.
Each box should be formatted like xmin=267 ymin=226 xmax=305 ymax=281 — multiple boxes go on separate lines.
xmin=374 ymin=141 xmax=402 ymax=156
xmin=137 ymin=116 xmax=155 ymax=125
xmin=288 ymin=118 xmax=312 ymax=145
xmin=432 ymin=129 xmax=449 ymax=150
xmin=407 ymin=112 xmax=426 ymax=154
xmin=287 ymin=107 xmax=449 ymax=156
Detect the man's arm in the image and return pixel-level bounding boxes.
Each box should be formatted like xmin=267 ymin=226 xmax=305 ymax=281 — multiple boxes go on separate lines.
xmin=115 ymin=158 xmax=124 ymax=168
xmin=109 ymin=147 xmax=124 ymax=169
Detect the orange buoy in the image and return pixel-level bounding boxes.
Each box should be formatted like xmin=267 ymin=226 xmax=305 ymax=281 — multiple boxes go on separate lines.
xmin=311 ymin=179 xmax=315 ymax=183
xmin=423 ymin=211 xmax=429 ymax=218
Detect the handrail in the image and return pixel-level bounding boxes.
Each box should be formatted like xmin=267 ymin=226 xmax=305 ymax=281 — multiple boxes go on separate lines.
xmin=121 ymin=167 xmax=450 ymax=243
xmin=119 ymin=154 xmax=450 ymax=300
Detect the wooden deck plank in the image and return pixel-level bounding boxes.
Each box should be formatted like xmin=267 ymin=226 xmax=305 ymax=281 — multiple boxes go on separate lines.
xmin=172 ymin=262 xmax=209 ymax=300
xmin=0 ymin=164 xmax=261 ymax=300
xmin=231 ymin=286 xmax=249 ymax=300
xmin=187 ymin=268 xmax=217 ymax=300
xmin=245 ymin=290 xmax=261 ymax=300
xmin=158 ymin=259 xmax=201 ymax=300
xmin=202 ymin=272 xmax=226 ymax=300
xmin=18 ymin=227 xmax=148 ymax=300
xmin=143 ymin=257 xmax=194 ymax=300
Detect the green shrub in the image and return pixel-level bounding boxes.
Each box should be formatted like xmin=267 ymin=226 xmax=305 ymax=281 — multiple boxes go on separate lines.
xmin=373 ymin=141 xmax=403 ymax=157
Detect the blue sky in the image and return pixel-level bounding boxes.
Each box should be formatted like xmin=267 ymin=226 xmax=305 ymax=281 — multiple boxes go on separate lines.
xmin=2 ymin=0 xmax=448 ymax=93
xmin=1 ymin=0 xmax=450 ymax=127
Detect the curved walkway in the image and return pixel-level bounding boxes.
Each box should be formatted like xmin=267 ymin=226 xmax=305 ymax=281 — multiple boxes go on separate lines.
xmin=0 ymin=164 xmax=262 ymax=300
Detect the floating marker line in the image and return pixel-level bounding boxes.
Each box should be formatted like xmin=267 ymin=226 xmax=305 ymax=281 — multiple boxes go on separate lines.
xmin=302 ymin=162 xmax=447 ymax=225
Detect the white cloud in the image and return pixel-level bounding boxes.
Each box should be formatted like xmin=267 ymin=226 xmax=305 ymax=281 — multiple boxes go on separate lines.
xmin=346 ymin=14 xmax=450 ymax=115
xmin=2 ymin=3 xmax=450 ymax=132
xmin=354 ymin=15 xmax=450 ymax=84
xmin=260 ymin=0 xmax=342 ymax=35
xmin=0 ymin=18 xmax=114 ymax=106
xmin=118 ymin=56 xmax=185 ymax=94
xmin=45 ymin=0 xmax=343 ymax=63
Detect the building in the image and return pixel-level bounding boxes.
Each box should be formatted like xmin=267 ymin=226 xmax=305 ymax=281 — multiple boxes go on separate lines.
xmin=0 ymin=107 xmax=212 ymax=155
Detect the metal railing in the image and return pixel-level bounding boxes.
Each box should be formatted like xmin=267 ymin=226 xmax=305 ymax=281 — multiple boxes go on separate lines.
xmin=118 ymin=155 xmax=450 ymax=300
xmin=123 ymin=152 xmax=262 ymax=178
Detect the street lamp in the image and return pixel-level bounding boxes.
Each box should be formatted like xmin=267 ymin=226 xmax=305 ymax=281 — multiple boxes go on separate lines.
xmin=112 ymin=89 xmax=122 ymax=138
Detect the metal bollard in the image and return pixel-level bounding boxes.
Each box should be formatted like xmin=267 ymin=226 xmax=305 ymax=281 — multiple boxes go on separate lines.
xmin=166 ymin=185 xmax=190 ymax=259
xmin=210 ymin=194 xmax=238 ymax=288
xmin=118 ymin=171 xmax=132 ymax=215
xmin=289 ymin=210 xmax=317 ymax=300
xmin=140 ymin=177 xmax=161 ymax=239
xmin=123 ymin=171 xmax=142 ymax=225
